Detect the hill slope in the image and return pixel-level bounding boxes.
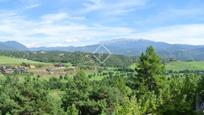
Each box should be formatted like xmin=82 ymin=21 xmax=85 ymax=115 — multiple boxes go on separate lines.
xmin=0 ymin=41 xmax=29 ymax=51
xmin=0 ymin=56 xmax=44 ymax=65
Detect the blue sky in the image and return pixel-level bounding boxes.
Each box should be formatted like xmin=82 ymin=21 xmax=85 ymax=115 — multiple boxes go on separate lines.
xmin=0 ymin=0 xmax=204 ymax=47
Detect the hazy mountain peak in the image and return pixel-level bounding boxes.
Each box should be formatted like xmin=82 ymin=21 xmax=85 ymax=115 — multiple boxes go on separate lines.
xmin=0 ymin=41 xmax=28 ymax=51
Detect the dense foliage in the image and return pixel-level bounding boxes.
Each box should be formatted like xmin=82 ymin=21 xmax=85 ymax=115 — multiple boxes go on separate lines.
xmin=0 ymin=47 xmax=203 ymax=115
xmin=0 ymin=51 xmax=135 ymax=68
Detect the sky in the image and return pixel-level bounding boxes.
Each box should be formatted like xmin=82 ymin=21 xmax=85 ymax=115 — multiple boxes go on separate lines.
xmin=0 ymin=0 xmax=204 ymax=47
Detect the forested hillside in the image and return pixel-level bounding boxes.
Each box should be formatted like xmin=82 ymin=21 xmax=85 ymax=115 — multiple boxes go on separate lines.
xmin=0 ymin=51 xmax=136 ymax=68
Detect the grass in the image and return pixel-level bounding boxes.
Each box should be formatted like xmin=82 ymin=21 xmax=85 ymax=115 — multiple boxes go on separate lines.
xmin=166 ymin=61 xmax=204 ymax=71
xmin=0 ymin=56 xmax=46 ymax=65
xmin=130 ymin=61 xmax=204 ymax=71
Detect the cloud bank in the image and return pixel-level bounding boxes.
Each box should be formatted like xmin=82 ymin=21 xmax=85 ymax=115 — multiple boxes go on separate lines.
xmin=0 ymin=0 xmax=203 ymax=47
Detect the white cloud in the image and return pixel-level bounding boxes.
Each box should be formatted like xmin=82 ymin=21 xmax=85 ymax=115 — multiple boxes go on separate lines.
xmin=41 ymin=13 xmax=68 ymax=23
xmin=82 ymin=0 xmax=147 ymax=16
xmin=25 ymin=3 xmax=40 ymax=9
xmin=134 ymin=7 xmax=204 ymax=25
xmin=65 ymin=39 xmax=79 ymax=43
xmin=133 ymin=24 xmax=204 ymax=45
xmin=41 ymin=12 xmax=85 ymax=24
xmin=0 ymin=11 xmax=135 ymax=47
xmin=20 ymin=0 xmax=41 ymax=10
xmin=0 ymin=10 xmax=204 ymax=47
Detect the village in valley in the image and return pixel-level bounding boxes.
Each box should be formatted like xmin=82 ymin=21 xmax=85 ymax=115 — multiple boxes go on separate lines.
xmin=0 ymin=62 xmax=77 ymax=77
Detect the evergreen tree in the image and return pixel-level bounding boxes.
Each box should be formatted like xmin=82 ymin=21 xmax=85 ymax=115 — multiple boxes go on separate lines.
xmin=136 ymin=46 xmax=165 ymax=92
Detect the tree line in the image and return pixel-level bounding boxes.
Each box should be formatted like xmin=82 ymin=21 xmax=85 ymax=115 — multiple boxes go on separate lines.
xmin=0 ymin=51 xmax=136 ymax=68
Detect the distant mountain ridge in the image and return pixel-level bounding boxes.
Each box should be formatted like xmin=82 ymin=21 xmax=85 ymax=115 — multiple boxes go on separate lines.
xmin=0 ymin=41 xmax=29 ymax=51
xmin=1 ymin=39 xmax=204 ymax=60
xmin=30 ymin=39 xmax=204 ymax=60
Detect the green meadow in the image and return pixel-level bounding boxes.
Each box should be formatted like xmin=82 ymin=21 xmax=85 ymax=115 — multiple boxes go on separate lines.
xmin=0 ymin=56 xmax=45 ymax=65
xmin=130 ymin=61 xmax=204 ymax=71
xmin=166 ymin=61 xmax=204 ymax=71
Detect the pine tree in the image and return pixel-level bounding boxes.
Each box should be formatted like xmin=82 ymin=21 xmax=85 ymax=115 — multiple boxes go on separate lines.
xmin=136 ymin=46 xmax=165 ymax=92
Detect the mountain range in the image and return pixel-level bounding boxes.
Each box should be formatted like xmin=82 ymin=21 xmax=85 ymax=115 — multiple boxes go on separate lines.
xmin=1 ymin=39 xmax=204 ymax=60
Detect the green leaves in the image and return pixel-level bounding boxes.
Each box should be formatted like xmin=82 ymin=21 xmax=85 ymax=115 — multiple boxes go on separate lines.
xmin=0 ymin=76 xmax=64 ymax=115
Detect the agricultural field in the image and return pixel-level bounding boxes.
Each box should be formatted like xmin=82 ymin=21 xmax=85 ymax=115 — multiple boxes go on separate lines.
xmin=0 ymin=55 xmax=45 ymax=65
xmin=131 ymin=61 xmax=204 ymax=71
xmin=166 ymin=61 xmax=204 ymax=71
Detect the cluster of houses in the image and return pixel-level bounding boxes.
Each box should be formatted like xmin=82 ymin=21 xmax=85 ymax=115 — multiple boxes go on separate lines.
xmin=54 ymin=63 xmax=65 ymax=68
xmin=0 ymin=65 xmax=27 ymax=74
xmin=45 ymin=63 xmax=76 ymax=75
xmin=46 ymin=63 xmax=66 ymax=73
xmin=0 ymin=63 xmax=76 ymax=76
